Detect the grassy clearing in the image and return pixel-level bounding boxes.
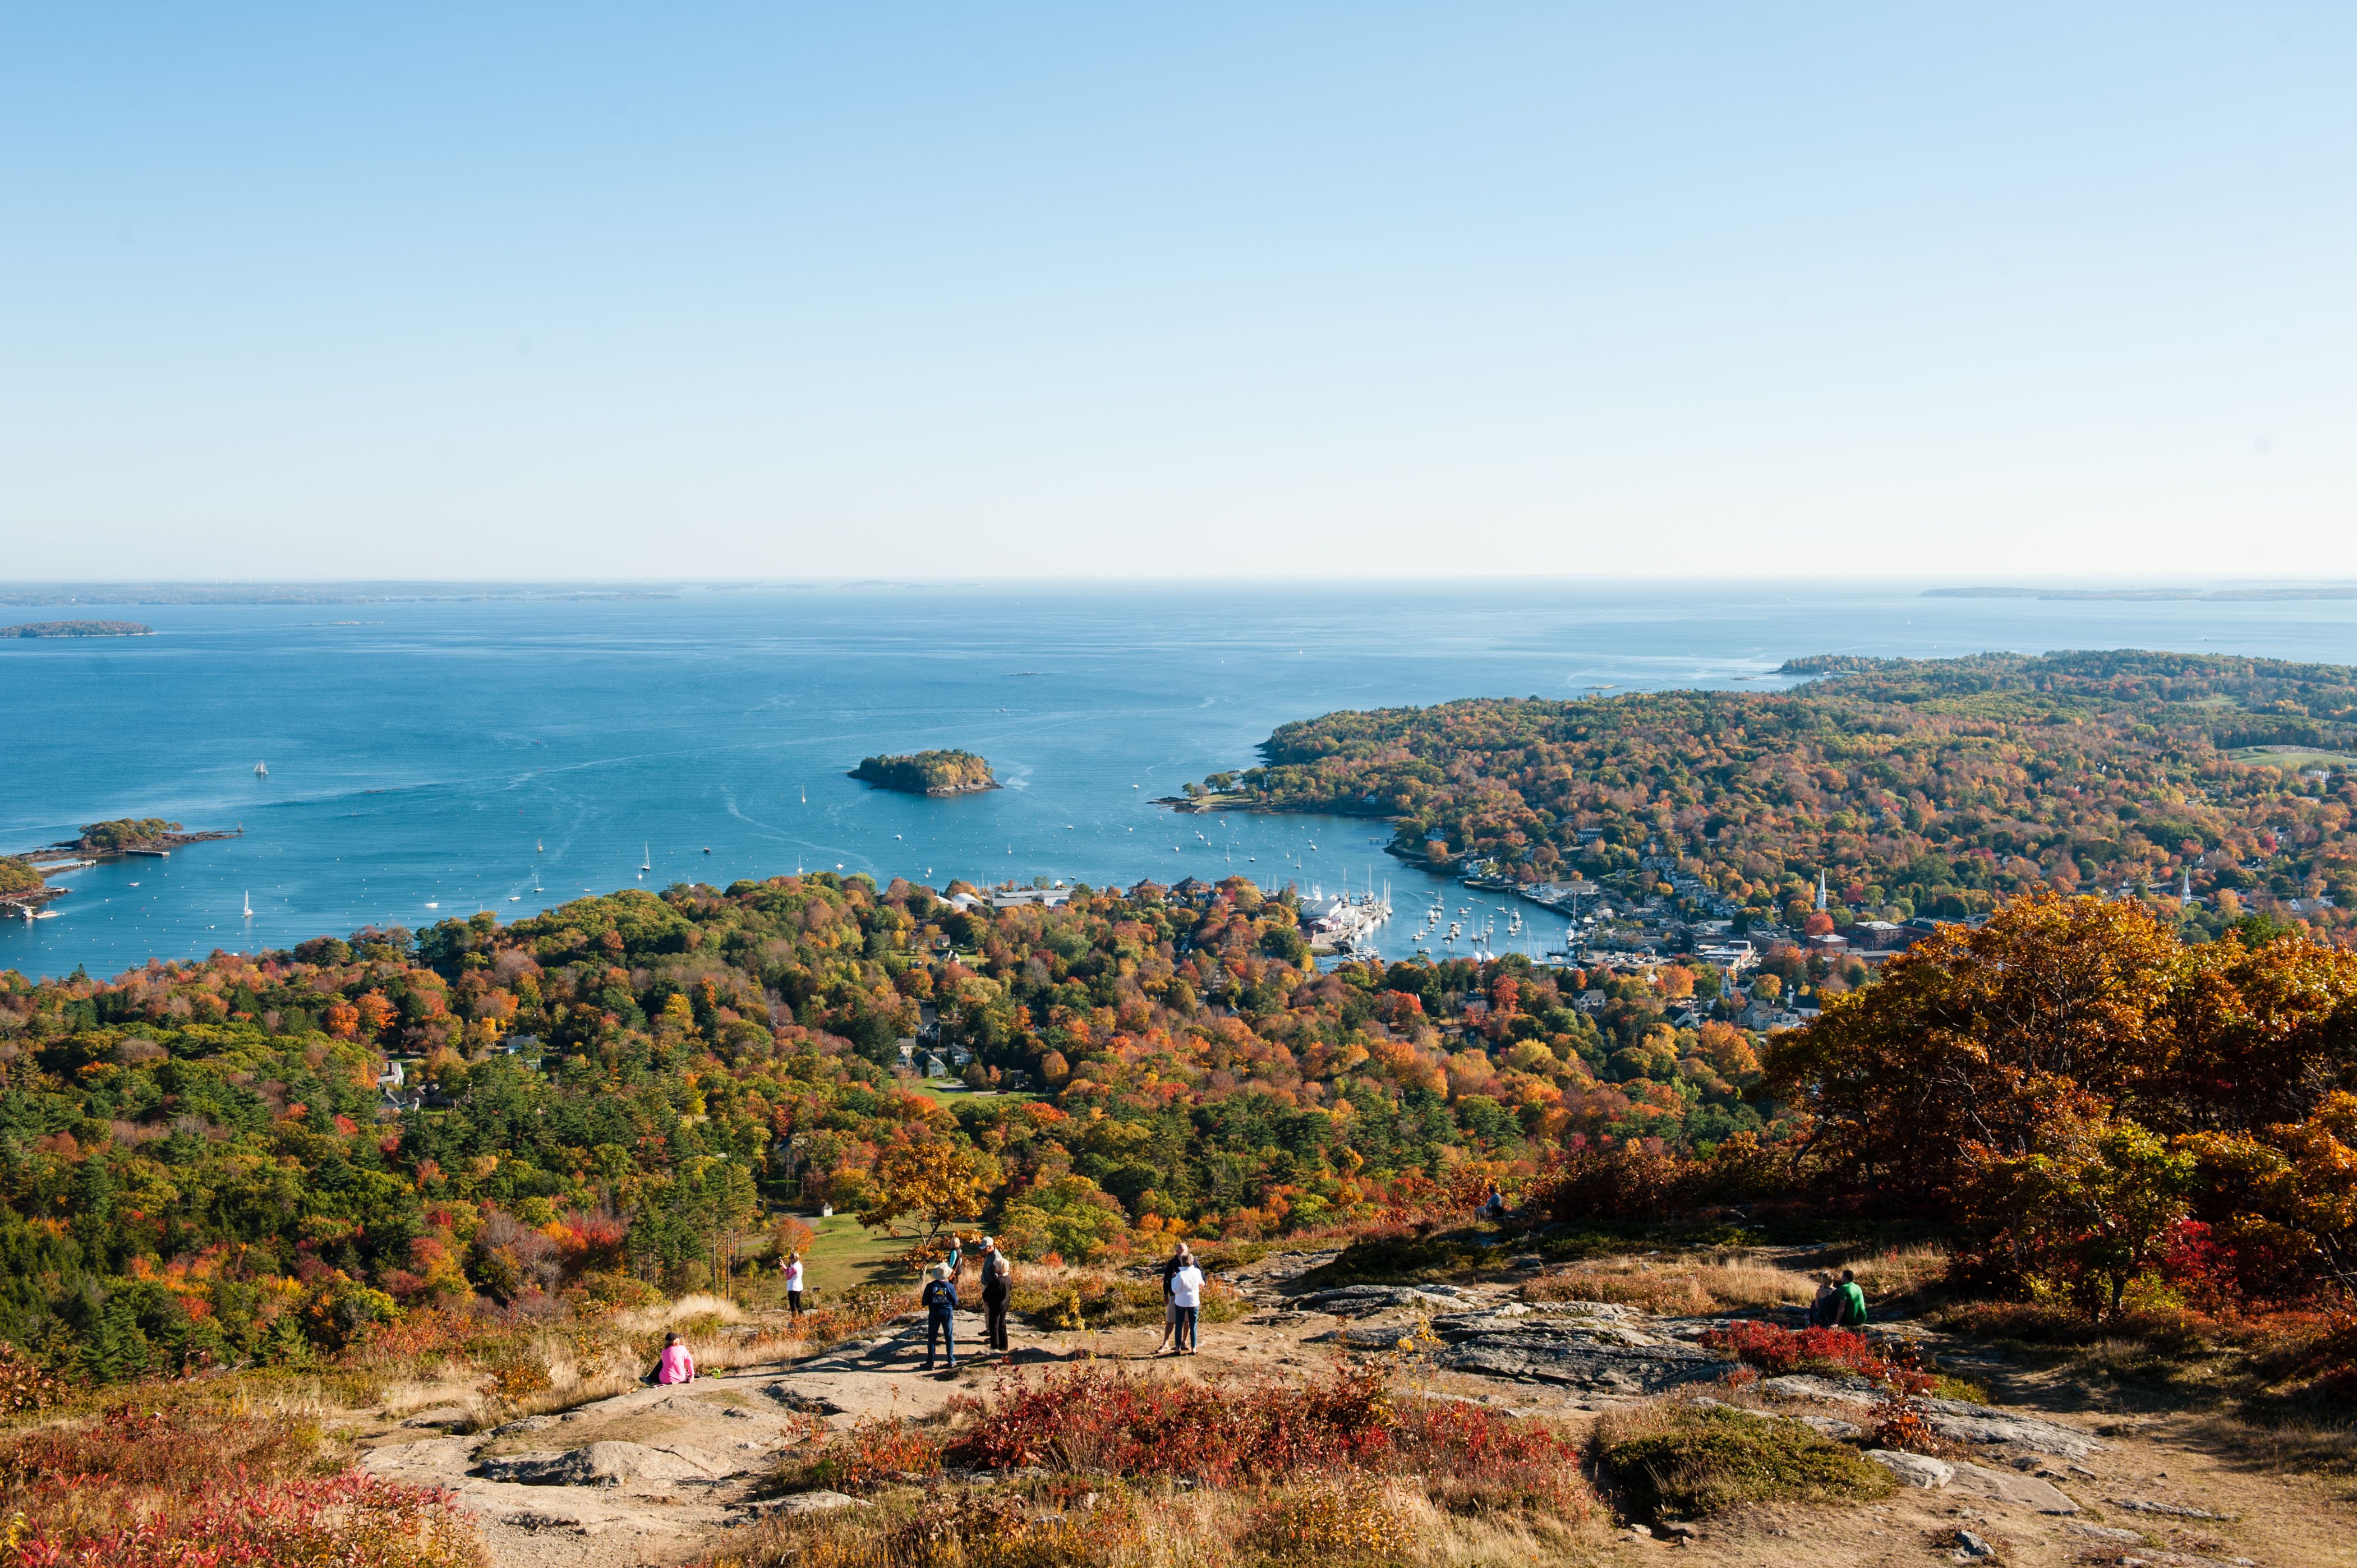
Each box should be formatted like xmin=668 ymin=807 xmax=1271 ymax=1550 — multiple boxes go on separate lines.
xmin=1591 ymin=1398 xmax=1895 ymax=1522
xmin=2227 ymin=746 xmax=2357 ymax=771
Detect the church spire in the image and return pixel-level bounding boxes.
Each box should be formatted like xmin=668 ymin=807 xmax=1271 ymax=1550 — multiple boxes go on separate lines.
xmin=1816 ymin=869 xmax=1829 ymax=913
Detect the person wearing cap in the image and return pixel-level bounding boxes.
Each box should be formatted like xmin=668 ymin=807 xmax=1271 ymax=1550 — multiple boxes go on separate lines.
xmin=919 ymin=1261 xmax=960 ymax=1371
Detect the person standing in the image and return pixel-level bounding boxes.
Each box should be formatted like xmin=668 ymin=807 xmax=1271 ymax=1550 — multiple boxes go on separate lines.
xmin=943 ymin=1233 xmax=964 ymax=1286
xmin=1834 ymin=1269 xmax=1869 ymax=1330
xmin=1168 ymin=1253 xmax=1204 ymax=1355
xmin=979 ymin=1237 xmax=1012 ymax=1355
xmin=920 ymin=1262 xmax=960 ymax=1371
xmin=1154 ymin=1243 xmax=1193 ymax=1355
xmin=781 ymin=1250 xmax=805 ymax=1320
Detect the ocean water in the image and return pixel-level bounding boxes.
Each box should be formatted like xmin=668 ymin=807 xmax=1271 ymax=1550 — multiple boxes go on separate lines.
xmin=8 ymin=580 xmax=2357 ymax=981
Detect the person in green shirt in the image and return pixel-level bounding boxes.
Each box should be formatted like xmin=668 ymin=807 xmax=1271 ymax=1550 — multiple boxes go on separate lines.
xmin=1833 ymin=1269 xmax=1868 ymax=1329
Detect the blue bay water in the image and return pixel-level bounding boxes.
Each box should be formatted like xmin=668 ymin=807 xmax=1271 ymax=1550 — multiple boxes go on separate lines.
xmin=7 ymin=581 xmax=2357 ymax=981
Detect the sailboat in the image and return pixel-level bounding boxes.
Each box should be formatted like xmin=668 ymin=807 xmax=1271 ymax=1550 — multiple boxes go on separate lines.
xmin=641 ymin=843 xmax=652 ymax=873
xmin=800 ymin=787 xmax=807 ymax=804
xmin=254 ymin=761 xmax=267 ymax=778
xmin=242 ymin=891 xmax=253 ymax=918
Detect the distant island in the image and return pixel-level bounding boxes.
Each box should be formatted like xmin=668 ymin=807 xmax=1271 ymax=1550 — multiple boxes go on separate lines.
xmin=0 ymin=620 xmax=154 ymax=637
xmin=849 ymin=750 xmax=998 ymax=795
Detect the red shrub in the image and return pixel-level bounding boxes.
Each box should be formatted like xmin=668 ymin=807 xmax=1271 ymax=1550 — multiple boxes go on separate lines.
xmin=942 ymin=1362 xmax=1582 ymax=1506
xmin=1702 ymin=1320 xmax=1931 ymax=1394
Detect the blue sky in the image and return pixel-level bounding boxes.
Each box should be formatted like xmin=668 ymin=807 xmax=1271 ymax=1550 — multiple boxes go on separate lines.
xmin=3 ymin=5 xmax=2351 ymax=579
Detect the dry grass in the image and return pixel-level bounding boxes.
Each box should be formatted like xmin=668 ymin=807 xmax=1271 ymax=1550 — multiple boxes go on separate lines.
xmin=1522 ymin=1253 xmax=1813 ymax=1316
xmin=698 ymin=1476 xmax=1608 ymax=1568
xmin=1839 ymin=1243 xmax=1951 ymax=1303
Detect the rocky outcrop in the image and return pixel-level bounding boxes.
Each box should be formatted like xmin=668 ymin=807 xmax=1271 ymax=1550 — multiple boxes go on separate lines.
xmin=478 ymin=1441 xmax=719 ymax=1488
xmin=1759 ymin=1374 xmax=2103 ymax=1459
xmin=1292 ymin=1284 xmax=1472 ymax=1316
xmin=1423 ymin=1304 xmax=1729 ymax=1392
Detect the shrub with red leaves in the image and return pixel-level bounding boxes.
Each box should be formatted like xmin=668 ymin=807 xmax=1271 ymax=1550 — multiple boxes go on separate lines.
xmin=936 ymin=1362 xmax=1586 ymax=1513
xmin=1702 ymin=1320 xmax=1931 ymax=1394
xmin=0 ymin=1401 xmax=481 ymax=1567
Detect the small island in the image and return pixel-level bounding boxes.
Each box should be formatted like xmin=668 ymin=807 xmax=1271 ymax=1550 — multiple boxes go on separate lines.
xmin=0 ymin=620 xmax=155 ymax=638
xmin=848 ymin=749 xmax=998 ymax=796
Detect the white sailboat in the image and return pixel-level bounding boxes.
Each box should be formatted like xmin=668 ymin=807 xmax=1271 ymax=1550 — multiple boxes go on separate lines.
xmin=242 ymin=891 xmax=253 ymax=918
xmin=254 ymin=760 xmax=267 ymax=778
xmin=641 ymin=842 xmax=652 ymax=873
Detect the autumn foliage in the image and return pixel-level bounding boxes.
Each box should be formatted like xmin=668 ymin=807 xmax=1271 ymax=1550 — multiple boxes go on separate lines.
xmin=1766 ymin=893 xmax=2357 ymax=1315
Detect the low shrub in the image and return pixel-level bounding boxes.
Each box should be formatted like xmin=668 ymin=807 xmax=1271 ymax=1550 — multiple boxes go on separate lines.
xmin=1701 ymin=1320 xmax=1930 ymax=1392
xmin=781 ymin=1412 xmax=946 ymax=1493
xmin=943 ymin=1363 xmax=1587 ymax=1510
xmin=1245 ymin=1478 xmax=1410 ymax=1565
xmin=1593 ymin=1400 xmax=1895 ymax=1521
xmin=0 ymin=1400 xmax=482 ymax=1567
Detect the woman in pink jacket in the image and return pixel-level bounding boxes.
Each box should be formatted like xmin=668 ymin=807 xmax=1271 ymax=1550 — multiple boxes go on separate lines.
xmin=655 ymin=1332 xmax=696 ymax=1385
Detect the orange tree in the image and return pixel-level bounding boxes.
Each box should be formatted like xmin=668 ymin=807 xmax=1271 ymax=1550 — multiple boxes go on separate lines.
xmin=1764 ymin=893 xmax=2357 ymax=1307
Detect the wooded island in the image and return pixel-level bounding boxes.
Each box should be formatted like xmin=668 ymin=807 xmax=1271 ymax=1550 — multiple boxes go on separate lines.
xmin=849 ymin=749 xmax=997 ymax=795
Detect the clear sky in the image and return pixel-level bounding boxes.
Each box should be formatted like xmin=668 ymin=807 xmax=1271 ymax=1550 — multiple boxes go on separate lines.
xmin=3 ymin=4 xmax=2352 ymax=580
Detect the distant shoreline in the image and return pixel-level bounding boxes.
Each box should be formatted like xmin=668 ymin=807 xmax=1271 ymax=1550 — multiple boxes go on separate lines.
xmin=1 ymin=620 xmax=154 ymax=638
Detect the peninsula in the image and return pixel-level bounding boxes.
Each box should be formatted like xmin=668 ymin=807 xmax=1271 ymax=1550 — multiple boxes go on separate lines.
xmin=0 ymin=619 xmax=154 ymax=637
xmin=848 ymin=749 xmax=997 ymax=795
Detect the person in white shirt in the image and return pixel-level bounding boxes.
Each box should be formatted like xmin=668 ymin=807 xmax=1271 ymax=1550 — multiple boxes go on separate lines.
xmin=781 ymin=1251 xmax=805 ymax=1319
xmin=1167 ymin=1257 xmax=1205 ymax=1355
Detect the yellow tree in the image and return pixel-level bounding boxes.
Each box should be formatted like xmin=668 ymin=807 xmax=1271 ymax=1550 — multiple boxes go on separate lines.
xmin=858 ymin=1132 xmax=984 ymax=1252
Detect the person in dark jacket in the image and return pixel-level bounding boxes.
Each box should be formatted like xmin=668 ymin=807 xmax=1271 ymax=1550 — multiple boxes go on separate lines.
xmin=978 ymin=1235 xmax=1012 ymax=1354
xmin=920 ymin=1262 xmax=959 ymax=1371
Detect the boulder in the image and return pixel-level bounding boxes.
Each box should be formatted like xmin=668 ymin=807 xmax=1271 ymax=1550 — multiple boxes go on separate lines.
xmin=1865 ymin=1449 xmax=1954 ymax=1489
xmin=1428 ymin=1316 xmax=1728 ymax=1392
xmin=1291 ymin=1285 xmax=1470 ymax=1316
xmin=1945 ymin=1460 xmax=2080 ymax=1514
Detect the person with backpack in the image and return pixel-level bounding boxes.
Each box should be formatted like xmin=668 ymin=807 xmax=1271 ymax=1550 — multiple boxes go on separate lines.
xmin=920 ymin=1261 xmax=959 ymax=1371
xmin=978 ymin=1236 xmax=1012 ymax=1355
xmin=1833 ymin=1269 xmax=1869 ymax=1330
xmin=1168 ymin=1253 xmax=1205 ymax=1355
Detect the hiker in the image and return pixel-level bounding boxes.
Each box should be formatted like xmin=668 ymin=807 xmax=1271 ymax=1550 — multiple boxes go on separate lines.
xmin=1479 ymin=1184 xmax=1507 ymax=1220
xmin=1168 ymin=1251 xmax=1205 ymax=1355
xmin=920 ymin=1261 xmax=960 ymax=1371
xmin=654 ymin=1331 xmax=696 ymax=1385
xmin=1809 ymin=1272 xmax=1839 ymax=1329
xmin=979 ymin=1236 xmax=1012 ymax=1354
xmin=1834 ymin=1269 xmax=1869 ymax=1330
xmin=1154 ymin=1242 xmax=1194 ymax=1355
xmin=943 ymin=1233 xmax=964 ymax=1286
xmin=781 ymin=1250 xmax=805 ymax=1320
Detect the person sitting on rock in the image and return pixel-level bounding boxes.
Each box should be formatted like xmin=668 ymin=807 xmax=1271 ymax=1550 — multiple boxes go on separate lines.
xmin=655 ymin=1332 xmax=696 ymax=1385
xmin=1810 ymin=1272 xmax=1840 ymax=1328
xmin=1834 ymin=1269 xmax=1869 ymax=1330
